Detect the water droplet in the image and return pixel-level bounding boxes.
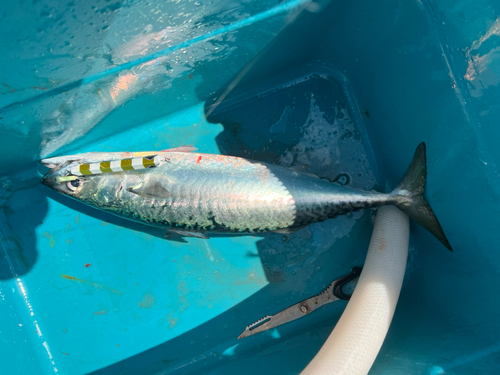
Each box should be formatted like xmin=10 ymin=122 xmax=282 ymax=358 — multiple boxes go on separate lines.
xmin=341 ymin=130 xmax=353 ymax=140
xmin=333 ymin=173 xmax=351 ymax=186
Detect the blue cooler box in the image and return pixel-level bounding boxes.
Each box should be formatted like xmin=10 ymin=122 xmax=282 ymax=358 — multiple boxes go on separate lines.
xmin=0 ymin=0 xmax=499 ymax=373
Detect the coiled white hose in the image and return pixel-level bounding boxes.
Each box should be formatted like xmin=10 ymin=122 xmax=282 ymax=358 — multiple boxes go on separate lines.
xmin=302 ymin=206 xmax=410 ymax=375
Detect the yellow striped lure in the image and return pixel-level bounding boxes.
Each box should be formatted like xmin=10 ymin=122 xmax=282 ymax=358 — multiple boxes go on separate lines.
xmin=55 ymin=155 xmax=167 ymax=183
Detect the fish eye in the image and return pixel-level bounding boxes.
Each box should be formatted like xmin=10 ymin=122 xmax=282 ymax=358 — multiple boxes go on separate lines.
xmin=67 ymin=178 xmax=82 ymax=191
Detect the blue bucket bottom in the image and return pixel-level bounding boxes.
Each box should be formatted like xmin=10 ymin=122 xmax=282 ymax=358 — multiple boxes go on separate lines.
xmin=2 ymin=62 xmax=381 ymax=374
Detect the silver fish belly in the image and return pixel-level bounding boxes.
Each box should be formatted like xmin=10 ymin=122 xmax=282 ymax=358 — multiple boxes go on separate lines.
xmin=118 ymin=153 xmax=299 ymax=232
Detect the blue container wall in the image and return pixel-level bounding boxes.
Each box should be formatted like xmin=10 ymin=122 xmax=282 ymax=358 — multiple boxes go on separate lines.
xmin=303 ymin=1 xmax=500 ymax=373
xmin=0 ymin=0 xmax=306 ymax=175
xmin=1 ymin=0 xmax=500 ymax=374
xmin=197 ymin=0 xmax=500 ymax=372
xmin=2 ymin=2 xmax=363 ymax=374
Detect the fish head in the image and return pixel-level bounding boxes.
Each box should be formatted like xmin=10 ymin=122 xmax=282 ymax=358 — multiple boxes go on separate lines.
xmin=40 ymin=156 xmax=130 ymax=209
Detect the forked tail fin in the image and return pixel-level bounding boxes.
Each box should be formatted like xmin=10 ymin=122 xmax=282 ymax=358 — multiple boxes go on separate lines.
xmin=390 ymin=143 xmax=452 ymax=251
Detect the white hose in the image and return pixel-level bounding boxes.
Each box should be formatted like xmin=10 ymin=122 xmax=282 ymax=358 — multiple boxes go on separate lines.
xmin=302 ymin=206 xmax=409 ymax=375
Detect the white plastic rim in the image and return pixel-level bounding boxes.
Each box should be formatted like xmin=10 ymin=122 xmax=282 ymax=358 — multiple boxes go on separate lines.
xmin=302 ymin=206 xmax=410 ymax=375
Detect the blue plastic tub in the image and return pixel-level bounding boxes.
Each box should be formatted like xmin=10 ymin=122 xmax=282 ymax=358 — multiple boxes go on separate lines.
xmin=1 ymin=0 xmax=499 ymax=374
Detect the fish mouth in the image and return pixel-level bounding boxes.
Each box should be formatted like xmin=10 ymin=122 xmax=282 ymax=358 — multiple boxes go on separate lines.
xmin=40 ymin=156 xmax=82 ymax=187
xmin=40 ymin=172 xmax=56 ymax=188
xmin=39 ymin=158 xmax=62 ymax=187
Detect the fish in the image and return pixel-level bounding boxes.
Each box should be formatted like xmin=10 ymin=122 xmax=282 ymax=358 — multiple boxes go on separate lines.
xmin=40 ymin=143 xmax=452 ymax=251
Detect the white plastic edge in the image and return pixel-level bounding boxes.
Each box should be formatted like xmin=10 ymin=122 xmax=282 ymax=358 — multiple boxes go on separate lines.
xmin=301 ymin=206 xmax=410 ymax=375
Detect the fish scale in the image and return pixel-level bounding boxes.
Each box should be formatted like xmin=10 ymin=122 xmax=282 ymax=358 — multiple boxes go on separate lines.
xmin=104 ymin=153 xmax=298 ymax=232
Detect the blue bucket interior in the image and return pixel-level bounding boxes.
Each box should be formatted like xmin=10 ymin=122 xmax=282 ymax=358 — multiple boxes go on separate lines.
xmin=1 ymin=0 xmax=500 ymax=374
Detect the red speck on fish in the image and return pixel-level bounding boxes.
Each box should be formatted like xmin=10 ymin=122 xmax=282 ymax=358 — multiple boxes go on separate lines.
xmin=196 ymin=156 xmax=202 ymax=164
xmin=84 ymin=263 xmax=92 ymax=268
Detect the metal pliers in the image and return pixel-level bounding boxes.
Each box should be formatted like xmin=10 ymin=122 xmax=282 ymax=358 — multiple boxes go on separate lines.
xmin=238 ymin=267 xmax=362 ymax=339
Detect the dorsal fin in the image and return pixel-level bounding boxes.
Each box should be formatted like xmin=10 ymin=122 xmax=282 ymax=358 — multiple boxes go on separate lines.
xmin=160 ymin=145 xmax=197 ymax=153
xmin=290 ymin=164 xmax=320 ymax=179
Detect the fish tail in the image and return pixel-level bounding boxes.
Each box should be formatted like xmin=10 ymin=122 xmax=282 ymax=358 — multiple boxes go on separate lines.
xmin=390 ymin=142 xmax=452 ymax=251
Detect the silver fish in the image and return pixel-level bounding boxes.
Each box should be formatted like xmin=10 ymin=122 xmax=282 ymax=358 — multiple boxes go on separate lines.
xmin=40 ymin=143 xmax=452 ymax=250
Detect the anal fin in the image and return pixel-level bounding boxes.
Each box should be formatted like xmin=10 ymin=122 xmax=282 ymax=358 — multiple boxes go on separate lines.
xmin=273 ymin=225 xmax=308 ymax=234
xmin=169 ymin=229 xmax=209 ymax=239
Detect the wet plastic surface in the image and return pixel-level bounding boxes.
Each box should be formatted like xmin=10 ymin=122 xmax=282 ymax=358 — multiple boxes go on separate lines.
xmin=2 ymin=0 xmax=500 ymax=374
xmin=1 ymin=58 xmax=376 ymax=375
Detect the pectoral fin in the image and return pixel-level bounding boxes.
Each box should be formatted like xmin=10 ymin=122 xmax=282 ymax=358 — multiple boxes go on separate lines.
xmin=127 ymin=181 xmax=172 ymax=198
